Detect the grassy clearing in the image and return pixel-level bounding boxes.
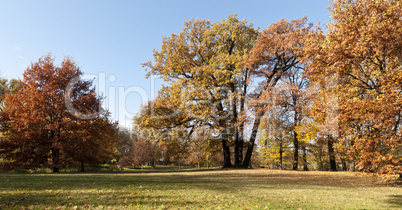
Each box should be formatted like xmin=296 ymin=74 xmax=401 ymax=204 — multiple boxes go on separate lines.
xmin=0 ymin=168 xmax=401 ymax=209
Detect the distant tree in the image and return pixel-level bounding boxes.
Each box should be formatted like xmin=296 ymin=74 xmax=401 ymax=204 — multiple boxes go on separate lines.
xmin=118 ymin=137 xmax=160 ymax=168
xmin=133 ymin=92 xmax=191 ymax=165
xmin=117 ymin=127 xmax=133 ymax=156
xmin=185 ymin=128 xmax=211 ymax=168
xmin=0 ymin=78 xmax=20 ymax=142
xmin=257 ymin=103 xmax=292 ymax=169
xmin=295 ymin=121 xmax=320 ymax=171
xmin=258 ymin=127 xmax=292 ymax=170
xmin=0 ymin=78 xmax=20 ymax=101
xmin=275 ymin=68 xmax=309 ymax=170
xmin=0 ymin=54 xmax=119 ymax=172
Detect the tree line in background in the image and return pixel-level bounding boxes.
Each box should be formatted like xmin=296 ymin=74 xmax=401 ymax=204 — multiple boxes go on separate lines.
xmin=0 ymin=0 xmax=400 ymax=179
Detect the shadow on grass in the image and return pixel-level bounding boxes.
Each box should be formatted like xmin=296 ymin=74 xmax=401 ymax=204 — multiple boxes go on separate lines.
xmin=387 ymin=194 xmax=402 ymax=208
xmin=0 ymin=192 xmax=200 ymax=209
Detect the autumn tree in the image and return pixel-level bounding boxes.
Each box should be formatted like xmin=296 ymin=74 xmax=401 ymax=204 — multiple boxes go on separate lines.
xmin=184 ymin=127 xmax=223 ymax=168
xmin=118 ymin=137 xmax=160 ymax=168
xmin=62 ymin=113 xmax=119 ymax=172
xmin=117 ymin=126 xmax=133 ymax=156
xmin=133 ymin=87 xmax=193 ymax=165
xmin=133 ymin=90 xmax=226 ymax=167
xmin=258 ymin=65 xmax=310 ymax=170
xmin=142 ymin=14 xmax=259 ymax=168
xmin=304 ymin=0 xmax=402 ymax=177
xmin=258 ymin=109 xmax=292 ymax=169
xmin=247 ymin=17 xmax=317 ymax=169
xmin=0 ymin=54 xmax=119 ymax=172
xmin=0 ymin=78 xmax=19 ymax=141
xmin=276 ymin=68 xmax=309 ymax=170
xmin=0 ymin=78 xmax=20 ymax=101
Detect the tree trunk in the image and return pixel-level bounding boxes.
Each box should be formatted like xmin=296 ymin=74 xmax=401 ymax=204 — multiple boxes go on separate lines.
xmin=328 ymin=136 xmax=337 ymax=171
xmin=81 ymin=161 xmax=85 ymax=172
xmin=163 ymin=154 xmax=169 ymax=165
xmin=52 ymin=148 xmax=60 ymax=173
xmin=222 ymin=134 xmax=232 ymax=168
xmin=52 ymin=166 xmax=59 ymax=173
xmin=239 ymin=134 xmax=243 ymax=167
xmin=234 ymin=127 xmax=241 ymax=168
xmin=239 ymin=69 xmax=247 ymax=167
xmin=302 ymin=144 xmax=309 ymax=171
xmin=242 ymin=112 xmax=262 ymax=168
xmin=292 ymin=130 xmax=299 ymax=170
xmin=279 ymin=141 xmax=283 ymax=170
xmin=318 ymin=145 xmax=323 ymax=171
xmin=341 ymin=158 xmax=347 ymax=171
xmin=231 ymin=86 xmax=241 ymax=168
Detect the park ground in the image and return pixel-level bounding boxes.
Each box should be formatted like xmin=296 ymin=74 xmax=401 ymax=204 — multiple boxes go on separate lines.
xmin=0 ymin=168 xmax=401 ymax=209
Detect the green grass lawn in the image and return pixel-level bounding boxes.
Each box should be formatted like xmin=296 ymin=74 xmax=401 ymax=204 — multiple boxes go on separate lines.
xmin=0 ymin=168 xmax=401 ymax=209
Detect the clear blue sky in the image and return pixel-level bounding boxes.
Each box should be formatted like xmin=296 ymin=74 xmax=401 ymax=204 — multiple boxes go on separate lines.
xmin=0 ymin=0 xmax=331 ymax=128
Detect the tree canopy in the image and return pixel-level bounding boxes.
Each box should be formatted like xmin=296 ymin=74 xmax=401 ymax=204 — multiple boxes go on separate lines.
xmin=141 ymin=14 xmax=260 ymax=168
xmin=304 ymin=0 xmax=402 ymax=177
xmin=0 ymin=55 xmax=119 ymax=172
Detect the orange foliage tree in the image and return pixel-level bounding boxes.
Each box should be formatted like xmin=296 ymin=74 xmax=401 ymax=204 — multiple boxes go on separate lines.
xmin=246 ymin=17 xmax=318 ymax=169
xmin=305 ymin=0 xmax=402 ymax=177
xmin=0 ymin=54 xmax=119 ymax=172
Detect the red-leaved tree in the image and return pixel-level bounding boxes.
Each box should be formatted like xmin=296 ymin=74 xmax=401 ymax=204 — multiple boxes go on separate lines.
xmin=0 ymin=54 xmax=119 ymax=172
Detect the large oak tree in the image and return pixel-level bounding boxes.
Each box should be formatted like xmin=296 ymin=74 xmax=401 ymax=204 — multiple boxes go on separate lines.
xmin=142 ymin=15 xmax=259 ymax=168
